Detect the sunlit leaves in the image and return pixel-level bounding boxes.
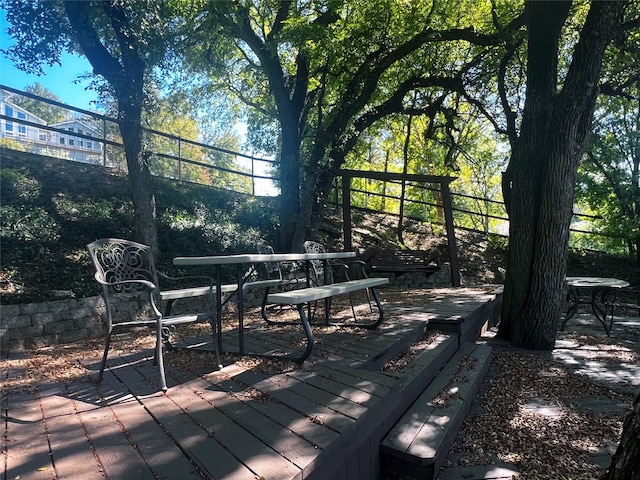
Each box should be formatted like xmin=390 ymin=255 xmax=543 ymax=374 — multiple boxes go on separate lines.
xmin=576 ymin=84 xmax=640 ymax=257
xmin=1 ymin=0 xmax=71 ymax=73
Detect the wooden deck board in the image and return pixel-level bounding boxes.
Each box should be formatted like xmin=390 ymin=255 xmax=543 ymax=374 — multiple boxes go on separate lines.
xmin=2 ymin=286 xmax=502 ymax=480
xmin=5 ymin=394 xmax=54 ymax=479
xmin=183 ymin=375 xmax=318 ymax=472
xmin=76 ymin=383 xmax=156 ymax=480
xmin=305 ymin=363 xmax=395 ymax=397
xmin=286 ymin=369 xmax=382 ymax=409
xmin=38 ymin=385 xmax=106 ymax=480
xmin=266 ymin=372 xmax=370 ymax=420
xmin=164 ymin=382 xmax=302 ymax=480
xmin=115 ymin=357 xmax=259 ymax=480
xmin=238 ymin=370 xmax=359 ymax=434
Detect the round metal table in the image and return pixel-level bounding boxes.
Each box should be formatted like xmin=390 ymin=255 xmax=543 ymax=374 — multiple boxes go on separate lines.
xmin=562 ymin=276 xmax=630 ymax=335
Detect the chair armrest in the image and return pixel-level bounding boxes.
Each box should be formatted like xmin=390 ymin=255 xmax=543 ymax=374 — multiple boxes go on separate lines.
xmin=348 ymin=260 xmax=369 ymax=278
xmin=94 ymin=274 xmax=157 ymax=292
xmin=333 ymin=259 xmax=368 ymax=281
xmin=158 ymin=271 xmax=215 ymax=285
xmin=327 ymin=260 xmax=350 ymax=280
xmin=95 ymin=276 xmax=163 ymax=316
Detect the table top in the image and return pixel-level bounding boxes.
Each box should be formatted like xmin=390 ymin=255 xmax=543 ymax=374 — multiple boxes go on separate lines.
xmin=565 ymin=276 xmax=630 ymax=288
xmin=174 ymin=251 xmax=356 ymax=266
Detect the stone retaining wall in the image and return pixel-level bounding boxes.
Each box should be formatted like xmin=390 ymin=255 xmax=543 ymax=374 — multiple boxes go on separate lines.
xmin=0 ymin=264 xmax=453 ymax=353
xmin=1 ymin=296 xmax=106 ymax=351
xmin=0 ymin=286 xmax=267 ymax=352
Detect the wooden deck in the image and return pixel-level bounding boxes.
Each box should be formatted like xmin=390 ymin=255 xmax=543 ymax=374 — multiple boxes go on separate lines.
xmin=1 ymin=286 xmax=502 ymax=480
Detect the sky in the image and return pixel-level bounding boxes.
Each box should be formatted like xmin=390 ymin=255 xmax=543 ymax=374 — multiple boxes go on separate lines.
xmin=0 ymin=10 xmax=100 ymax=111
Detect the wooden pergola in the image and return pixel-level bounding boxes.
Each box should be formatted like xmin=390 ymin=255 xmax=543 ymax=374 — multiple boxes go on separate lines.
xmin=338 ymin=169 xmax=461 ymax=287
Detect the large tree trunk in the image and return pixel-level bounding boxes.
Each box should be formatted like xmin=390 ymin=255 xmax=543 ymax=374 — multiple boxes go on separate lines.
xmin=64 ymin=0 xmax=159 ymax=256
xmin=120 ymin=104 xmax=158 ymax=256
xmin=278 ymin=117 xmax=303 ymax=251
xmin=604 ymin=392 xmax=640 ymax=480
xmin=498 ymin=0 xmax=627 ymax=349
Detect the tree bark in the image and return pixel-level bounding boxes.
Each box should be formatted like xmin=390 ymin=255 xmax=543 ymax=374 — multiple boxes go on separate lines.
xmin=279 ymin=117 xmax=303 ymax=251
xmin=498 ymin=0 xmax=627 ymax=349
xmin=604 ymin=392 xmax=640 ymax=480
xmin=64 ymin=1 xmax=159 ymax=256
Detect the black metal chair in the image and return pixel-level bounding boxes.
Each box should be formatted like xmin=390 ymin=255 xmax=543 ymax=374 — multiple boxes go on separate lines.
xmin=87 ymin=238 xmax=221 ymax=391
xmin=256 ymin=244 xmax=302 ymax=282
xmin=255 ymin=244 xmax=304 ymax=323
xmin=302 ymin=240 xmax=372 ymax=320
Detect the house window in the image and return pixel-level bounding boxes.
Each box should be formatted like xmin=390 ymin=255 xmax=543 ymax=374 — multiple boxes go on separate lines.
xmin=68 ymin=139 xmax=74 ymax=146
xmin=59 ymin=137 xmax=65 ymax=145
xmin=5 ymin=121 xmax=13 ymax=134
xmin=39 ymin=131 xmax=47 ymax=141
xmin=79 ymin=140 xmax=84 ymax=147
xmin=5 ymin=105 xmax=13 ymax=117
xmin=68 ymin=127 xmax=74 ymax=132
xmin=17 ymin=112 xmax=26 ymax=136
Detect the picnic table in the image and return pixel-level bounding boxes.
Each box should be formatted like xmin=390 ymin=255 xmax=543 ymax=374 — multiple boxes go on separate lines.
xmin=174 ymin=252 xmax=387 ymax=362
xmin=562 ymin=276 xmax=630 ymax=335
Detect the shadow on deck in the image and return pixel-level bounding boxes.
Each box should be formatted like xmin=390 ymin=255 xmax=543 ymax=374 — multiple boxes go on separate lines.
xmin=2 ymin=286 xmax=503 ymax=480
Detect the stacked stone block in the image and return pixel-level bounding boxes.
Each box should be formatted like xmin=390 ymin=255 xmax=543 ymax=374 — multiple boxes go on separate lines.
xmin=0 ymin=284 xmax=273 ymax=353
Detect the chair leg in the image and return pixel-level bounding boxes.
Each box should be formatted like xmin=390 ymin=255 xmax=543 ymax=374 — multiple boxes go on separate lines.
xmin=156 ymin=322 xmax=168 ymax=392
xmin=348 ymin=292 xmax=357 ymax=321
xmin=164 ymin=299 xmax=176 ymax=316
xmin=347 ymin=289 xmax=373 ymax=321
xmin=97 ymin=331 xmax=113 ymax=384
xmin=261 ymin=287 xmax=275 ymax=324
xmin=210 ymin=318 xmax=223 ymax=369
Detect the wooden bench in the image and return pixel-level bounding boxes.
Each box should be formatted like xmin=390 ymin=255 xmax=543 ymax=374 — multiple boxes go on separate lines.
xmin=161 ymin=283 xmax=237 ymax=315
xmin=266 ymin=277 xmax=389 ymax=362
xmin=357 ymin=249 xmax=439 ymax=278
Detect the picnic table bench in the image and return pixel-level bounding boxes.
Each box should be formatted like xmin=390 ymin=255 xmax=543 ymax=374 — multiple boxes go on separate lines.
xmin=175 ymin=252 xmax=389 ymax=364
xmin=267 ymin=277 xmax=389 ymax=362
xmin=357 ymin=248 xmax=439 ymax=278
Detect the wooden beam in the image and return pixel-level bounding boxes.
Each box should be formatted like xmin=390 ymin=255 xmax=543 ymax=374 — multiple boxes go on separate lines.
xmin=342 ymin=176 xmax=353 ymax=250
xmin=339 ymin=169 xmax=456 ymax=185
xmin=338 ymin=169 xmax=461 ymax=286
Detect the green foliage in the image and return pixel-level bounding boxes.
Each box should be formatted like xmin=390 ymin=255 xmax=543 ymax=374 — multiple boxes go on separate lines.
xmin=0 ymin=151 xmax=280 ymax=303
xmin=575 ymin=83 xmax=640 ymax=260
xmin=0 ymin=138 xmax=26 ymax=151
xmin=0 ymin=167 xmax=61 ymax=257
xmin=0 ymin=205 xmax=60 ymax=243
xmin=170 ymin=0 xmax=526 ymax=246
xmin=160 ymin=204 xmax=263 ymax=253
xmin=1 ymin=167 xmax=42 ymax=200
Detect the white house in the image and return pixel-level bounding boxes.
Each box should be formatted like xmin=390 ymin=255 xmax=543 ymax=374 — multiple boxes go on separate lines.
xmin=0 ymin=89 xmax=104 ymax=163
xmin=48 ymin=119 xmax=104 ymax=163
xmin=0 ymin=89 xmax=47 ymax=142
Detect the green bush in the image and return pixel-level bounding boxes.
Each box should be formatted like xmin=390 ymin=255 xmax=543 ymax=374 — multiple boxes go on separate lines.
xmin=0 ymin=205 xmax=60 ymax=242
xmin=0 ymin=150 xmax=278 ymax=304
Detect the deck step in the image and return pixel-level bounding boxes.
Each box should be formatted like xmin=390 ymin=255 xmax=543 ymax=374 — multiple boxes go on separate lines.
xmin=427 ymin=292 xmax=502 ymax=345
xmin=380 ymin=342 xmax=492 ymax=480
